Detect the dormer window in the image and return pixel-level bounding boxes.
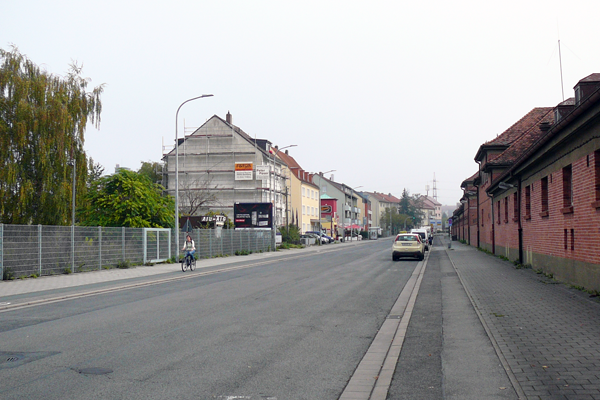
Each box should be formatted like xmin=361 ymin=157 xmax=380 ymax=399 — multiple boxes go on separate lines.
xmin=575 ymin=86 xmax=581 ymax=105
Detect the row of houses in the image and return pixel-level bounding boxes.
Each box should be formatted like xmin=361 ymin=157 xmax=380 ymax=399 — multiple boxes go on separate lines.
xmin=452 ymin=73 xmax=600 ymax=291
xmin=162 ymin=112 xmax=441 ymax=237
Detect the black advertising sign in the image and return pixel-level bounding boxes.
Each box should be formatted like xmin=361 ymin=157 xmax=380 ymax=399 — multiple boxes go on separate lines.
xmin=233 ymin=202 xmax=273 ymax=228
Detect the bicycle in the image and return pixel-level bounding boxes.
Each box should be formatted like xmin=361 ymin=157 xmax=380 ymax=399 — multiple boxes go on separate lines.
xmin=181 ymin=252 xmax=196 ymax=272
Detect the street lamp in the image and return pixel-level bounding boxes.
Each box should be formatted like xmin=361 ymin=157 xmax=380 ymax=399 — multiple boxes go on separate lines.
xmin=175 ymin=94 xmax=213 ymax=254
xmin=271 ymin=145 xmax=297 ymax=227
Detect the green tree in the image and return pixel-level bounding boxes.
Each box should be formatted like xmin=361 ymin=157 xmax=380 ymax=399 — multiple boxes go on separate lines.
xmin=0 ymin=47 xmax=103 ymax=225
xmin=138 ymin=161 xmax=163 ymax=184
xmin=79 ymin=169 xmax=174 ymax=228
xmin=398 ymin=188 xmax=424 ymax=226
xmin=87 ymin=158 xmax=104 ymax=187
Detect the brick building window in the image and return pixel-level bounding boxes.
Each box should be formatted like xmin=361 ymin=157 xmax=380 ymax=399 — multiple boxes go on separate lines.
xmin=497 ymin=201 xmax=501 ymax=224
xmin=513 ymin=192 xmax=518 ymax=221
xmin=481 ymin=209 xmax=484 ymax=226
xmin=564 ymin=229 xmax=568 ymax=250
xmin=504 ymin=197 xmax=508 ymax=222
xmin=594 ymin=150 xmax=600 ymax=207
xmin=540 ymin=177 xmax=549 ymax=217
xmin=571 ymin=229 xmax=575 ymax=250
xmin=525 ymin=185 xmax=531 ymax=219
xmin=561 ymin=165 xmax=573 ymax=214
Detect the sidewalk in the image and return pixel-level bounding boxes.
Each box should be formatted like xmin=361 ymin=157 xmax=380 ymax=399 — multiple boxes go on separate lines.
xmin=442 ymin=236 xmax=600 ymax=400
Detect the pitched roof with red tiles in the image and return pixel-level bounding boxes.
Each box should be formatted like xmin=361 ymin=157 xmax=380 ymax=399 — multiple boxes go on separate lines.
xmin=486 ymin=108 xmax=554 ymax=167
xmin=475 ymin=107 xmax=554 ymax=163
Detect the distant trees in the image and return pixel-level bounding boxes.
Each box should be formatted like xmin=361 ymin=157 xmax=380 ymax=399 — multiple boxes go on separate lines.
xmin=138 ymin=161 xmax=163 ymax=185
xmin=78 ymin=169 xmax=174 ymax=228
xmin=0 ymin=47 xmax=103 ymax=225
xmin=380 ymin=189 xmax=424 ymax=234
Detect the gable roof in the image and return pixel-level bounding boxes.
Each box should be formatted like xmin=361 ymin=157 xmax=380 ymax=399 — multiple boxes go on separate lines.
xmin=485 ymin=108 xmax=555 ymax=168
xmin=276 ymin=150 xmax=318 ymax=188
xmin=475 ymin=107 xmax=554 ymax=163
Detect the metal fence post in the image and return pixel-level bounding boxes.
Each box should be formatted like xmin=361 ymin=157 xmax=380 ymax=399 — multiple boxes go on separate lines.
xmin=99 ymin=226 xmax=102 ymax=270
xmin=142 ymin=228 xmax=147 ymax=265
xmin=122 ymin=227 xmax=125 ymax=262
xmin=71 ymin=225 xmax=75 ymax=273
xmin=38 ymin=224 xmax=42 ymax=276
xmin=0 ymin=223 xmax=3 ymax=280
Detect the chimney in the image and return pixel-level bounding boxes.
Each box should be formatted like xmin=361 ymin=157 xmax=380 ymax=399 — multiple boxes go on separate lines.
xmin=285 ymin=150 xmax=288 ymax=154
xmin=226 ymin=111 xmax=232 ymax=124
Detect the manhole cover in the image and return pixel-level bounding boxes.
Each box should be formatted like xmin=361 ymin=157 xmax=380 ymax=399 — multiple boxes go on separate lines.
xmin=77 ymin=367 xmax=113 ymax=375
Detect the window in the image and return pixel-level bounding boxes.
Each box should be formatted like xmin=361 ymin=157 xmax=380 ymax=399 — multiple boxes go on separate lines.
xmin=564 ymin=229 xmax=568 ymax=250
xmin=302 ymin=187 xmax=305 ymax=197
xmin=302 ymin=205 xmax=306 ymax=215
xmin=595 ymin=150 xmax=600 ymax=205
xmin=481 ymin=209 xmax=484 ymax=226
xmin=562 ymin=165 xmax=573 ymax=213
xmin=525 ymin=185 xmax=531 ymax=218
xmin=571 ymin=229 xmax=575 ymax=250
xmin=497 ymin=201 xmax=501 ymax=224
xmin=513 ymin=192 xmax=518 ymax=221
xmin=504 ymin=197 xmax=509 ymax=222
xmin=540 ymin=177 xmax=549 ymax=217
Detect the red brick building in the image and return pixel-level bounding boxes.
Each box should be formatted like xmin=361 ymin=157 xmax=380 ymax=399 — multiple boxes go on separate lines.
xmin=453 ymin=73 xmax=600 ymax=291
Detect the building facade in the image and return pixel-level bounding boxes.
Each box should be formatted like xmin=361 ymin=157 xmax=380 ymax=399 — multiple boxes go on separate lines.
xmin=163 ymin=113 xmax=289 ymax=227
xmin=453 ymin=74 xmax=600 ymax=291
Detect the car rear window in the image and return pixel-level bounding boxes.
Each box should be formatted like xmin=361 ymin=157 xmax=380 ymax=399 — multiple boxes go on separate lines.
xmin=396 ymin=235 xmax=417 ymax=242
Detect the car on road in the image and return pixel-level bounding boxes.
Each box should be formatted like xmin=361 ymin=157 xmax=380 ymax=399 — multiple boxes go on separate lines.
xmin=392 ymin=233 xmax=425 ymax=261
xmin=410 ymin=228 xmax=430 ymax=251
xmin=305 ymin=231 xmax=331 ymax=244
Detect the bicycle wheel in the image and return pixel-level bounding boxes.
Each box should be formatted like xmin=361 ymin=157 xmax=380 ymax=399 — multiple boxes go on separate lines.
xmin=181 ymin=257 xmax=188 ymax=272
xmin=190 ymin=257 xmax=196 ymax=271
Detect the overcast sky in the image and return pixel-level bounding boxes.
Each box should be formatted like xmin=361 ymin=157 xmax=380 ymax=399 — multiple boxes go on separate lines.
xmin=4 ymin=0 xmax=600 ymax=206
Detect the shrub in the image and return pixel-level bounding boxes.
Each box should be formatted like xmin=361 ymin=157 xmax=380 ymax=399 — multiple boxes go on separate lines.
xmin=279 ymin=224 xmax=301 ymax=245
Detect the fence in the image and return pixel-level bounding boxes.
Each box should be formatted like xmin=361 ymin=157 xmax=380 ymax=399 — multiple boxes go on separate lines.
xmin=0 ymin=224 xmax=274 ymax=280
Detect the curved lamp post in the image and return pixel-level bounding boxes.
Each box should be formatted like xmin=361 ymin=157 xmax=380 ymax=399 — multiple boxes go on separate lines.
xmin=175 ymin=94 xmax=213 ymax=254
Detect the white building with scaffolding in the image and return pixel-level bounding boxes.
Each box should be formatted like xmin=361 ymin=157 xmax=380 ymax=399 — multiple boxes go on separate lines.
xmin=162 ymin=112 xmax=289 ymax=227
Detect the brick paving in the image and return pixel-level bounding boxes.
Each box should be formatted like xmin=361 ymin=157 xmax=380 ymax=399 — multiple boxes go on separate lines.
xmin=443 ymin=237 xmax=600 ymax=400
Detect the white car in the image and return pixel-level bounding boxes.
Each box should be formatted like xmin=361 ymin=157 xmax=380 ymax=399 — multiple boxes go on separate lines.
xmin=410 ymin=228 xmax=429 ymax=251
xmin=392 ymin=233 xmax=425 ymax=261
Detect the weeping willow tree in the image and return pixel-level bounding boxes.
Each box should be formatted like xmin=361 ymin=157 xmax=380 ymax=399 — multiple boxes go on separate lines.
xmin=0 ymin=47 xmax=103 ymax=225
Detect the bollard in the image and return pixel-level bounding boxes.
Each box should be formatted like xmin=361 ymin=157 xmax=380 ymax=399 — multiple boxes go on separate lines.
xmin=448 ymin=242 xmax=452 ymax=249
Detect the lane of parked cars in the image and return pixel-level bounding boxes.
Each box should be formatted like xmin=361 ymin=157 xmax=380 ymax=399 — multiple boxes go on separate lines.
xmin=391 ymin=228 xmax=433 ymax=261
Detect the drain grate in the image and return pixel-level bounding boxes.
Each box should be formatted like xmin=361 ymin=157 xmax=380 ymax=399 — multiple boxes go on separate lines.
xmin=0 ymin=351 xmax=59 ymax=369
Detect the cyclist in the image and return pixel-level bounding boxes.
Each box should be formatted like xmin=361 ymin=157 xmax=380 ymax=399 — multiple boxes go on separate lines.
xmin=182 ymin=234 xmax=196 ymax=264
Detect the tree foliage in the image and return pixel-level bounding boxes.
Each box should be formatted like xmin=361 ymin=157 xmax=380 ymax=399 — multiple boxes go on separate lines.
xmin=0 ymin=47 xmax=103 ymax=225
xmin=138 ymin=161 xmax=163 ymax=185
xmin=78 ymin=169 xmax=174 ymax=228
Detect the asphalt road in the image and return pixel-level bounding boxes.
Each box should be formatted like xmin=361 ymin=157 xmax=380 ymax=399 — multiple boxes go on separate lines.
xmin=0 ymin=239 xmax=420 ymax=400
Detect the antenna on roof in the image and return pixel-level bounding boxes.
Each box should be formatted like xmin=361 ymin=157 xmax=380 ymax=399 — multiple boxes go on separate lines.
xmin=558 ymin=39 xmax=565 ymax=101
xmin=433 ymin=173 xmax=438 ymax=200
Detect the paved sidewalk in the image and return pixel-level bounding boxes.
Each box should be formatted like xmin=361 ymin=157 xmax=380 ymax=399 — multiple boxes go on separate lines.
xmin=442 ymin=237 xmax=600 ymax=400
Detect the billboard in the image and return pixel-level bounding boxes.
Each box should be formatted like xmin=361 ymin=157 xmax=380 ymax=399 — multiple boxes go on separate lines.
xmin=235 ymin=162 xmax=253 ymax=180
xmin=255 ymin=164 xmax=270 ymax=181
xmin=233 ymin=202 xmax=273 ymax=228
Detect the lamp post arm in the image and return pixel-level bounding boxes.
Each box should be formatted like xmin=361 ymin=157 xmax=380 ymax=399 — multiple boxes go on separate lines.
xmin=174 ymin=94 xmax=213 ymax=254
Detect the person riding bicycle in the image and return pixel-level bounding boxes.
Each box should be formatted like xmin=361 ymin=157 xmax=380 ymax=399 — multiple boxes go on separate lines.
xmin=182 ymin=234 xmax=196 ymax=262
